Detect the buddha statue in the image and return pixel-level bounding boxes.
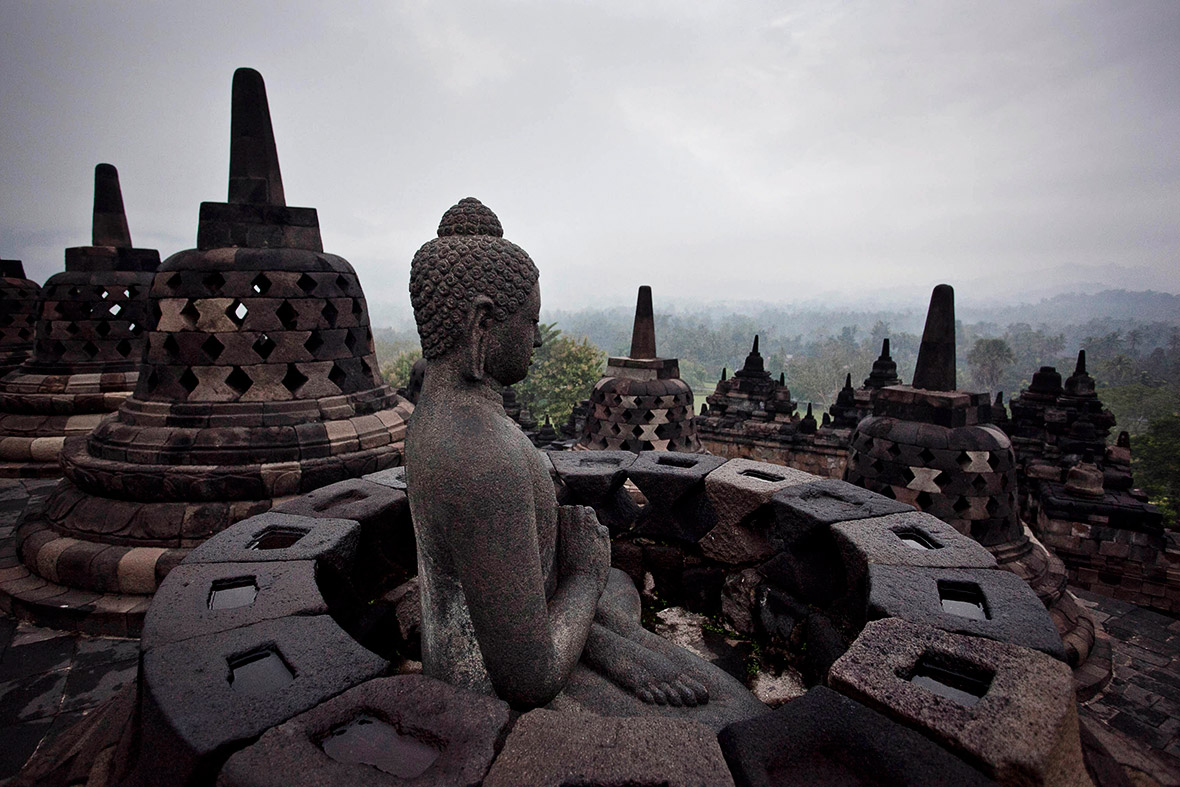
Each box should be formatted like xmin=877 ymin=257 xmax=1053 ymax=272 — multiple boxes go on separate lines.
xmin=405 ymin=198 xmax=765 ymax=730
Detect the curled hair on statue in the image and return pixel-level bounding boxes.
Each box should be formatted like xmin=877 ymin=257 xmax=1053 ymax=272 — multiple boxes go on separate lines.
xmin=409 ymin=198 xmax=539 ymax=361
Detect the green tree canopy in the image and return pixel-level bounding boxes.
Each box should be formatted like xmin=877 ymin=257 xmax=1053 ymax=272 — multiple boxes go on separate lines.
xmin=516 ymin=323 xmax=605 ymax=423
xmin=1134 ymin=413 xmax=1180 ymax=525
xmin=967 ymin=337 xmax=1015 ymax=392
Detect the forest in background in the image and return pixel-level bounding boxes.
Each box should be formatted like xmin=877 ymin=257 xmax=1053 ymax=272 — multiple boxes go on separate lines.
xmin=374 ymin=289 xmax=1180 ymax=520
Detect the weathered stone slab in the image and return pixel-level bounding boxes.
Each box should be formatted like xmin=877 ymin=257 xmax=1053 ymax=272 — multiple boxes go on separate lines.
xmin=141 ymin=559 xmax=326 ymax=651
xmin=719 ymin=685 xmax=992 ymax=786
xmin=184 ymin=512 xmax=359 ymax=572
xmin=867 ymin=565 xmax=1066 ymax=660
xmin=138 ymin=615 xmax=387 ymax=787
xmin=829 ymin=618 xmax=1087 ymax=786
xmin=769 ymin=478 xmax=912 ymax=550
xmin=547 ymin=450 xmax=636 ymax=501
xmin=483 ymin=707 xmax=736 ymax=787
xmin=833 ymin=510 xmax=997 ymax=584
xmin=217 ymin=674 xmax=510 ymax=787
xmin=270 ymin=477 xmax=405 ymax=528
xmin=627 ymin=451 xmax=727 ymax=510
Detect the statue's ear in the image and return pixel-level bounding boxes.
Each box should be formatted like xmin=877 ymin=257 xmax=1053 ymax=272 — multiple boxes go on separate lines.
xmin=466 ymin=295 xmax=495 ymax=381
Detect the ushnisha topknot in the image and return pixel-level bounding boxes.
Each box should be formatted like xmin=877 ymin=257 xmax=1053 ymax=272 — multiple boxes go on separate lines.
xmin=410 ymin=198 xmax=539 ymax=360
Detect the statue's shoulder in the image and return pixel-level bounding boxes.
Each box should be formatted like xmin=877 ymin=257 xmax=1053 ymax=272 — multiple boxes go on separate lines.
xmin=410 ymin=396 xmax=532 ymax=481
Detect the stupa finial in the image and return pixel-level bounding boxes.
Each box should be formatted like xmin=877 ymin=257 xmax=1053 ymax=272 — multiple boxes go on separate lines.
xmin=912 ymin=284 xmax=956 ymax=391
xmin=228 ymin=68 xmax=286 ymax=205
xmin=91 ymin=164 xmax=132 ymax=248
xmin=1075 ymin=349 xmax=1087 ymax=376
xmin=629 ymin=285 xmax=657 ymax=359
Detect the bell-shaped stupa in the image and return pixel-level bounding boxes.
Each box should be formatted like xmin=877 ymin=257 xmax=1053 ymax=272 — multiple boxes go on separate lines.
xmin=0 ymin=165 xmax=158 ymax=476
xmin=578 ymin=285 xmax=700 ymax=452
xmin=0 ymin=260 xmax=42 ymax=377
xmin=846 ymin=284 xmax=1100 ymax=673
xmin=16 ymin=69 xmax=411 ymax=630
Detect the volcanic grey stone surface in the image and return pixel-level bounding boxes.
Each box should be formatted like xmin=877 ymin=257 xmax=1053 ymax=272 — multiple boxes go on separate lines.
xmin=701 ymin=459 xmax=813 ymax=564
xmin=829 ymin=618 xmax=1087 ymax=786
xmin=769 ymin=478 xmax=913 ymax=550
xmin=547 ymin=450 xmax=636 ymax=502
xmin=628 ymin=451 xmax=727 ymax=509
xmin=483 ymin=707 xmax=737 ymax=787
xmin=216 ymin=674 xmax=510 ymax=787
xmin=138 ymin=614 xmax=387 ymax=786
xmin=833 ymin=510 xmax=998 ymax=582
xmin=270 ymin=477 xmax=405 ymax=529
xmin=184 ymin=512 xmax=359 ymax=571
xmin=362 ymin=465 xmax=406 ymax=490
xmin=140 ymin=559 xmax=326 ymax=651
xmin=718 ymin=685 xmax=993 ymax=787
xmin=867 ymin=565 xmax=1066 ymax=660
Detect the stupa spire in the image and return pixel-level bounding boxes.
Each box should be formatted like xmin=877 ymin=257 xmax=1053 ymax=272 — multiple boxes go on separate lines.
xmin=628 ymin=285 xmax=656 ymax=359
xmin=228 ymin=67 xmax=285 ymax=205
xmin=1075 ymin=350 xmax=1087 ymax=376
xmin=912 ymin=284 xmax=956 ymax=391
xmin=91 ymin=163 xmax=132 ymax=248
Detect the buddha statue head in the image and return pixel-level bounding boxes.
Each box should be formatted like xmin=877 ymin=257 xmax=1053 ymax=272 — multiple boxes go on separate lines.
xmin=409 ymin=198 xmax=540 ymax=385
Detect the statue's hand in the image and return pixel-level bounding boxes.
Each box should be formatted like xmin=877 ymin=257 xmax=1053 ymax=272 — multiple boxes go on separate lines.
xmin=558 ymin=504 xmax=610 ymax=584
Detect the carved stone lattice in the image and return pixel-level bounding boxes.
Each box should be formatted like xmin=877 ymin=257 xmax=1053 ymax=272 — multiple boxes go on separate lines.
xmin=0 ymin=260 xmax=42 ymax=377
xmin=0 ymin=165 xmax=158 ymax=476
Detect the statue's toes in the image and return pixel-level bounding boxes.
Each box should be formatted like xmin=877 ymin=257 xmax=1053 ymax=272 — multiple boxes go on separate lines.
xmin=671 ymin=680 xmax=702 ymax=707
xmin=660 ymin=682 xmax=685 ymax=707
xmin=648 ymin=684 xmax=670 ymax=705
xmin=636 ymin=687 xmax=656 ymax=704
xmin=682 ymin=676 xmax=710 ymax=704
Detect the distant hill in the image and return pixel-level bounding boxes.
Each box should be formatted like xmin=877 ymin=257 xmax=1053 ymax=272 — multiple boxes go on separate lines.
xmin=958 ymin=290 xmax=1180 ymax=327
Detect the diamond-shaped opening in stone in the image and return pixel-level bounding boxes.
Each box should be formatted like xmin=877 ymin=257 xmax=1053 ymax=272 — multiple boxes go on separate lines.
xmin=116 ymin=339 xmax=132 ymax=357
xmin=304 ymin=332 xmax=324 ymax=355
xmin=67 ymin=286 xmax=81 ymax=297
xmin=0 ymin=315 xmax=12 ymax=327
xmin=871 ymin=459 xmax=885 ymax=474
xmin=321 ymin=301 xmax=339 ymax=328
xmin=918 ymin=447 xmax=936 ymax=463
xmin=66 ymin=321 xmax=80 ymax=335
xmin=247 ymin=525 xmax=309 ymax=550
xmin=208 ymin=576 xmax=258 ymax=610
xmin=910 ymin=652 xmax=993 ymax=707
xmin=227 ymin=647 xmax=293 ymax=694
xmin=227 ymin=300 xmax=248 ymax=327
xmin=17 ymin=328 xmax=30 ymax=340
xmin=277 ymin=300 xmax=299 ymax=330
xmin=163 ymin=335 xmax=181 ymax=358
xmin=986 ymin=496 xmax=1003 ymax=515
xmin=129 ymin=321 xmax=141 ymax=334
xmin=937 ymin=580 xmax=990 ymax=620
xmin=252 ymin=333 xmax=276 ymax=360
xmin=202 ymin=335 xmax=225 ymax=361
xmin=251 ymin=273 xmax=271 ymax=295
xmin=226 ymin=366 xmax=253 ymax=396
xmin=915 ymin=491 xmax=933 ymax=508
xmin=179 ymin=368 xmax=199 ymax=394
xmin=334 ymin=274 xmax=349 ymax=293
xmin=50 ymin=340 xmax=66 ymax=356
xmin=180 ymin=299 xmax=200 ymax=328
xmin=321 ymin=714 xmax=440 ymax=779
xmin=328 ymin=362 xmax=347 ymax=389
xmin=893 ymin=527 xmax=941 ymax=550
xmin=123 ymin=287 xmax=133 ymax=299
xmin=988 ymin=453 xmax=1002 ymax=471
xmin=999 ymin=473 xmax=1010 ymax=490
xmin=956 ymin=451 xmax=972 ymax=469
xmin=740 ymin=468 xmax=785 ymax=483
xmin=359 ymin=357 xmax=372 ymax=378
xmin=887 ymin=442 xmax=902 ymax=457
xmin=352 ymin=299 xmax=363 ymax=319
xmin=656 ymin=454 xmax=698 ymax=469
xmin=297 ymin=273 xmax=317 ymax=294
xmin=203 ymin=272 xmax=226 ymax=292
xmin=166 ymin=273 xmax=183 ymax=291
xmin=100 ymin=288 xmax=110 ymax=300
xmin=952 ymin=496 xmax=971 ymax=514
xmin=971 ymin=475 xmax=989 ymax=492
xmin=631 ymin=425 xmax=645 ymax=438
xmin=283 ymin=364 xmax=309 ymax=395
xmin=344 ymin=330 xmax=357 ymax=352
xmin=146 ymin=369 xmax=160 ymax=392
xmin=82 ymin=341 xmax=99 ymax=358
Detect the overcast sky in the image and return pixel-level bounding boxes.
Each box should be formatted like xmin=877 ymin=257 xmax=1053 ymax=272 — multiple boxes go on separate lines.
xmin=2 ymin=1 xmax=1177 ymax=323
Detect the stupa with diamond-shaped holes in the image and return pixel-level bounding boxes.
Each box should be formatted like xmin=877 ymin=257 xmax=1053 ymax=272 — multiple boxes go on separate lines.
xmin=0 ymin=165 xmax=157 ymax=477
xmin=0 ymin=260 xmax=42 ymax=378
xmin=14 ymin=69 xmax=410 ymax=631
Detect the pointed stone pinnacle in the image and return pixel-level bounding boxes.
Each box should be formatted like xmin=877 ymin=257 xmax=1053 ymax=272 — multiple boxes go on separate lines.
xmin=844 ymin=373 xmax=852 ymax=389
xmin=881 ymin=338 xmax=891 ymax=358
xmin=629 ymin=285 xmax=657 ymax=359
xmin=779 ymin=372 xmax=785 ymax=385
xmin=1075 ymin=350 xmax=1087 ymax=375
xmin=806 ymin=402 xmax=813 ymax=416
xmin=721 ymin=368 xmax=727 ymax=381
xmin=912 ymin=284 xmax=956 ymax=392
xmin=752 ymin=335 xmax=760 ymax=354
xmin=228 ymin=67 xmax=286 ymax=206
xmin=91 ymin=164 xmax=132 ymax=248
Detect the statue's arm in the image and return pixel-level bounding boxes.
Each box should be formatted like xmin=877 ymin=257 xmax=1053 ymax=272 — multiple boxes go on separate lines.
xmin=440 ymin=429 xmax=606 ymax=707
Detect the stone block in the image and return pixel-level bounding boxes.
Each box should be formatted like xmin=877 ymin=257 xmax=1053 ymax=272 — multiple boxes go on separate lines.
xmin=867 ymin=565 xmax=1065 ymax=660
xmin=216 ymin=674 xmax=510 ymax=787
xmin=627 ymin=451 xmax=727 ymax=510
xmin=184 ymin=512 xmax=359 ymax=573
xmin=718 ymin=685 xmax=992 ymax=787
xmin=829 ymin=618 xmax=1087 ymax=786
xmin=483 ymin=707 xmax=736 ymax=787
xmin=832 ymin=510 xmax=997 ymax=586
xmin=547 ymin=450 xmax=636 ymax=502
xmin=142 ymin=559 xmax=327 ymax=651
xmin=701 ymin=460 xmax=813 ymax=565
xmin=769 ymin=478 xmax=913 ymax=551
xmin=138 ymin=615 xmax=387 ymax=787
xmin=270 ymin=478 xmax=405 ymax=529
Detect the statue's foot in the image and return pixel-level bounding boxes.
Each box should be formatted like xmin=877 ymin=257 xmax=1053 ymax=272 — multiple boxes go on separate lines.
xmin=584 ymin=623 xmax=709 ymax=707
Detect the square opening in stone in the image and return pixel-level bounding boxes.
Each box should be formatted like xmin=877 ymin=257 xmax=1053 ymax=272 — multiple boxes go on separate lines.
xmin=891 ymin=527 xmax=942 ymax=551
xmin=208 ymin=577 xmax=259 ymax=610
xmin=227 ymin=647 xmax=294 ymax=694
xmin=320 ymin=714 xmax=440 ymax=779
xmin=656 ymin=454 xmax=697 ymax=469
xmin=246 ymin=525 xmax=309 ymax=551
xmin=937 ymin=580 xmax=990 ymax=621
xmin=909 ymin=652 xmax=994 ymax=707
xmin=740 ymin=468 xmax=784 ymax=483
